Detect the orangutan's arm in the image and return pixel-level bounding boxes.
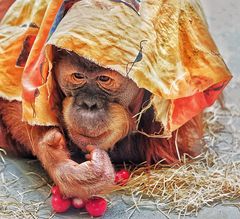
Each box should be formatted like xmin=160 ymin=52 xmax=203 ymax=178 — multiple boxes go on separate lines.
xmin=0 ymin=99 xmax=115 ymax=199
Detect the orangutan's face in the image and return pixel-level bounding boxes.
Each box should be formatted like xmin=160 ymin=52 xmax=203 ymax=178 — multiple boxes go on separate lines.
xmin=54 ymin=50 xmax=143 ymax=151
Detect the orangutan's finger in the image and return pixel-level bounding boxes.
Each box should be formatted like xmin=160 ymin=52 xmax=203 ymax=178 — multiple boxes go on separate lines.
xmin=86 ymin=145 xmax=96 ymax=153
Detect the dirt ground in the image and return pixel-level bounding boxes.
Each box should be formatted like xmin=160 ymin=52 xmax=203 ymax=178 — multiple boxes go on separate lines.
xmin=0 ymin=0 xmax=239 ymax=218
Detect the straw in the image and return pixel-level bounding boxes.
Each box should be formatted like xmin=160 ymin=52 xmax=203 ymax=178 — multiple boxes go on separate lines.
xmin=111 ymin=102 xmax=240 ymax=217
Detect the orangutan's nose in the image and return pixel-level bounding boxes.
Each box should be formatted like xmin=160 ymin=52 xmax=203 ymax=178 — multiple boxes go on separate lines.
xmin=77 ymin=96 xmax=105 ymax=112
xmin=80 ymin=99 xmax=98 ymax=111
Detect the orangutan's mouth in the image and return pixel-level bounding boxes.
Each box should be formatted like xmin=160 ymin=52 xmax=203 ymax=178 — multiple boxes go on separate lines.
xmin=79 ymin=130 xmax=109 ymax=140
xmin=73 ymin=130 xmax=111 ymax=151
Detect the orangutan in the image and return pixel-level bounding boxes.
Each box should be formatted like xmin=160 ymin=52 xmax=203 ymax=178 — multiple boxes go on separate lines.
xmin=0 ymin=47 xmax=203 ymax=199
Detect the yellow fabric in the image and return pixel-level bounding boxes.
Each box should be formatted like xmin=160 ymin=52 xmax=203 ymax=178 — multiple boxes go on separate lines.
xmin=0 ymin=0 xmax=232 ymax=133
xmin=21 ymin=0 xmax=63 ymax=126
xmin=0 ymin=0 xmax=49 ymax=101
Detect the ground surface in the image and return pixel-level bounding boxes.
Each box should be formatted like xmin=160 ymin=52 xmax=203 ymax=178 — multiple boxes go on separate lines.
xmin=0 ymin=0 xmax=239 ymax=218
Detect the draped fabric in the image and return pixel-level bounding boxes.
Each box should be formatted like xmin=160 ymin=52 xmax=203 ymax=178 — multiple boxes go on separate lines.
xmin=0 ymin=0 xmax=232 ymax=133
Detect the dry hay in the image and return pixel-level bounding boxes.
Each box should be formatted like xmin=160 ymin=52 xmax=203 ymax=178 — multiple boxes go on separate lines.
xmin=112 ymin=104 xmax=240 ymax=217
xmin=112 ymin=150 xmax=240 ymax=218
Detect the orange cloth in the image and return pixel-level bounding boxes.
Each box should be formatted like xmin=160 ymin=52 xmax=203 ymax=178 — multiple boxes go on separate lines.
xmin=0 ymin=0 xmax=232 ymax=133
xmin=0 ymin=0 xmax=50 ymax=101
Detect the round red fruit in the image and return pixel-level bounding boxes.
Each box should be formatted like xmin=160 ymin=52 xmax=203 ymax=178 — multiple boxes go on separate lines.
xmin=51 ymin=195 xmax=71 ymax=213
xmin=51 ymin=185 xmax=61 ymax=196
xmin=85 ymin=197 xmax=107 ymax=217
xmin=72 ymin=198 xmax=85 ymax=209
xmin=114 ymin=169 xmax=130 ymax=185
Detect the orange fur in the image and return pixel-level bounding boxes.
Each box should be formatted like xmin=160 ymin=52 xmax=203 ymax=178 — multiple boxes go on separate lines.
xmin=145 ymin=114 xmax=203 ymax=164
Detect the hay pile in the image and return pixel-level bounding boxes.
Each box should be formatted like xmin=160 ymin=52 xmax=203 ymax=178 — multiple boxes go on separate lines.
xmin=112 ymin=104 xmax=240 ymax=217
xmin=113 ymin=151 xmax=240 ymax=217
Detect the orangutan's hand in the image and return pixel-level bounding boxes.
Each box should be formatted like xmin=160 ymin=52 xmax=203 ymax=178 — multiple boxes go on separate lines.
xmin=52 ymin=144 xmax=115 ymax=199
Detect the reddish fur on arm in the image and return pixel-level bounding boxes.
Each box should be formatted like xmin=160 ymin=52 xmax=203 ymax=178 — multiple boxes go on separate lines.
xmin=0 ymin=99 xmax=48 ymax=156
xmin=145 ymin=114 xmax=204 ymax=164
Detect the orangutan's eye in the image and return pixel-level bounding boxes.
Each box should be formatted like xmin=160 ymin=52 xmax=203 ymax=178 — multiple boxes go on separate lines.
xmin=73 ymin=72 xmax=85 ymax=80
xmin=98 ymin=75 xmax=110 ymax=82
xmin=97 ymin=73 xmax=120 ymax=92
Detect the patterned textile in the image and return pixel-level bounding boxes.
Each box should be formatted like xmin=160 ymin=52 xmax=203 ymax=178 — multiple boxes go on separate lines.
xmin=0 ymin=0 xmax=232 ymax=133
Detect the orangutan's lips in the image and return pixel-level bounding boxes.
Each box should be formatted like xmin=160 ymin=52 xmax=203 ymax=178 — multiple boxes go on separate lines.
xmin=78 ymin=130 xmax=109 ymax=140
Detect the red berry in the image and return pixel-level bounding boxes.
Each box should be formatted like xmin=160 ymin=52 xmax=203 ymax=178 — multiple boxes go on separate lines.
xmin=51 ymin=185 xmax=61 ymax=196
xmin=85 ymin=197 xmax=107 ymax=217
xmin=72 ymin=198 xmax=85 ymax=209
xmin=114 ymin=169 xmax=130 ymax=185
xmin=51 ymin=195 xmax=71 ymax=213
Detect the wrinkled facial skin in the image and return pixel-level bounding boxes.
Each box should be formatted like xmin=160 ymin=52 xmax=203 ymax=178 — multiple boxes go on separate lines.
xmin=54 ymin=50 xmax=143 ymax=152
